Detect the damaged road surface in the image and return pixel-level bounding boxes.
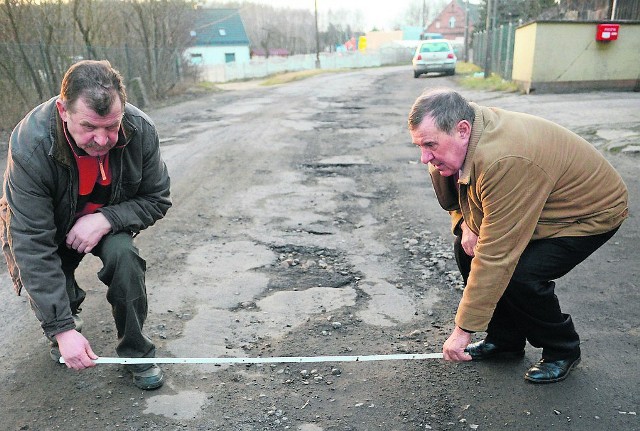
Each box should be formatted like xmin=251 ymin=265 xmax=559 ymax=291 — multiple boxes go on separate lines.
xmin=1 ymin=66 xmax=639 ymax=430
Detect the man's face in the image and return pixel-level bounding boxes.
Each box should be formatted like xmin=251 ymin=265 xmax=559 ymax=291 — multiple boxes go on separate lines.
xmin=410 ymin=116 xmax=470 ymax=177
xmin=56 ymin=96 xmax=123 ymax=157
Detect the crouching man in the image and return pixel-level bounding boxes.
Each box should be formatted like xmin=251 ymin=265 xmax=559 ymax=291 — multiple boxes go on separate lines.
xmin=1 ymin=60 xmax=171 ymax=390
xmin=408 ymin=88 xmax=627 ymax=383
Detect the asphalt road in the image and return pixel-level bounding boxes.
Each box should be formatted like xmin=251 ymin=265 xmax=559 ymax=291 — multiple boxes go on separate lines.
xmin=1 ymin=66 xmax=639 ymax=431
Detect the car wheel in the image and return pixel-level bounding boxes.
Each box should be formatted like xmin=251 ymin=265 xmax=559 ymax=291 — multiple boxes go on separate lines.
xmin=414 ymin=71 xmax=420 ymax=78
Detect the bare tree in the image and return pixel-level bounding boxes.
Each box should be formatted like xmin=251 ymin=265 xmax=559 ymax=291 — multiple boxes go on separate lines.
xmin=0 ymin=0 xmax=197 ymax=131
xmin=126 ymin=0 xmax=194 ymax=99
xmin=237 ymin=2 xmax=287 ymax=55
xmin=1 ymin=0 xmax=45 ymax=101
xmin=72 ymin=0 xmax=100 ymax=59
xmin=400 ymin=0 xmax=430 ymax=28
xmin=36 ymin=0 xmax=76 ymax=95
xmin=322 ymin=7 xmax=364 ymax=33
xmin=0 ymin=0 xmax=393 ymax=132
xmin=231 ymin=2 xmax=315 ymax=55
xmin=394 ymin=0 xmax=446 ymax=30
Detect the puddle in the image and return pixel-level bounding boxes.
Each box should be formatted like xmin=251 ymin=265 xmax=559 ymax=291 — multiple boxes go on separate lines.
xmin=596 ymin=128 xmax=638 ymax=141
xmin=167 ymin=286 xmax=357 ymax=363
xmin=314 ymin=155 xmax=371 ymax=166
xmin=280 ymin=119 xmax=316 ymax=131
xmin=148 ymin=240 xmax=274 ymax=312
xmin=144 ymin=390 xmax=206 ymax=420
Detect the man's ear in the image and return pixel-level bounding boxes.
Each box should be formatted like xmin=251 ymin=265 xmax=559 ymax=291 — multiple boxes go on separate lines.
xmin=56 ymin=99 xmax=68 ymax=122
xmin=457 ymin=120 xmax=471 ymax=140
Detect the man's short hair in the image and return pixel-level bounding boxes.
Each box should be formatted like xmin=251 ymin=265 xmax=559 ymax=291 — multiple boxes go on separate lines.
xmin=60 ymin=59 xmax=127 ymax=116
xmin=408 ymin=88 xmax=475 ymax=134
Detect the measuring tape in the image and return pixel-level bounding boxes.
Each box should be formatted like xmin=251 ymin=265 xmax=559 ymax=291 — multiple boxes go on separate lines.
xmin=60 ymin=352 xmax=443 ymax=365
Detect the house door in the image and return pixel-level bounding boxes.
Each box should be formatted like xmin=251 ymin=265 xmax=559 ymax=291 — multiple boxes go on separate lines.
xmin=225 ymin=53 xmax=236 ymax=63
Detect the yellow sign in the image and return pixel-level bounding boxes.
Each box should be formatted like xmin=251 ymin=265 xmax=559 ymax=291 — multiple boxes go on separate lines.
xmin=358 ymin=36 xmax=367 ymax=51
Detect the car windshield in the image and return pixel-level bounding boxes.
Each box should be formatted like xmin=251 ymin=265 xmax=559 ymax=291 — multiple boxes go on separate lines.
xmin=420 ymin=43 xmax=450 ymax=53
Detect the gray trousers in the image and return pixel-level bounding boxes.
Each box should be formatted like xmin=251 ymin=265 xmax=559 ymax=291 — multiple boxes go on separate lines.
xmin=58 ymin=231 xmax=155 ymax=359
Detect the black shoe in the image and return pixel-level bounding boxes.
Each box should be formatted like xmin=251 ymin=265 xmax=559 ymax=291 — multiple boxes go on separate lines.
xmin=524 ymin=355 xmax=581 ymax=384
xmin=126 ymin=364 xmax=164 ymax=390
xmin=464 ymin=340 xmax=525 ymax=360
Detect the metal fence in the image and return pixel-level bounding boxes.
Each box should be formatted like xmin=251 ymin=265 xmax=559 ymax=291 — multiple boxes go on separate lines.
xmin=7 ymin=43 xmax=189 ymax=95
xmin=194 ymin=44 xmax=414 ymax=83
xmin=471 ymin=23 xmax=518 ymax=80
xmin=0 ymin=43 xmax=195 ymax=132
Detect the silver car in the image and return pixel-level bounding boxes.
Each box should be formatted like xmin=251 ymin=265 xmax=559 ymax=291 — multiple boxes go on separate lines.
xmin=412 ymin=40 xmax=457 ymax=78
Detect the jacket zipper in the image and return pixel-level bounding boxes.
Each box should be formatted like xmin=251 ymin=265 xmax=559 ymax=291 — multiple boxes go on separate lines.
xmin=97 ymin=155 xmax=107 ymax=181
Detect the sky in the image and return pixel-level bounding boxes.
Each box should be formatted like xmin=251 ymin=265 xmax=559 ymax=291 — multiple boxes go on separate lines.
xmin=242 ymin=0 xmax=481 ymax=32
xmin=246 ymin=0 xmax=425 ymax=31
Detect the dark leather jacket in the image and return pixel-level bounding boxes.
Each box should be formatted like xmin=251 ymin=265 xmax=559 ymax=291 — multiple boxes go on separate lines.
xmin=0 ymin=96 xmax=171 ymax=337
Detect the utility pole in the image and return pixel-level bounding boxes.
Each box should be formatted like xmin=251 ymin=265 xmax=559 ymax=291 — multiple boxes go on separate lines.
xmin=483 ymin=0 xmax=494 ymax=78
xmin=422 ymin=0 xmax=426 ymax=29
xmin=315 ymin=0 xmax=321 ymax=69
xmin=464 ymin=0 xmax=469 ymax=62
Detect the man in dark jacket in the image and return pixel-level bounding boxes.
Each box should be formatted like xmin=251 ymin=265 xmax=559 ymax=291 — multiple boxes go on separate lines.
xmin=0 ymin=60 xmax=171 ymax=390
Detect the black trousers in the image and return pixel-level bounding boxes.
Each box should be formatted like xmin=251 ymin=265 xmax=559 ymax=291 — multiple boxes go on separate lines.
xmin=57 ymin=231 xmax=155 ymax=360
xmin=454 ymin=228 xmax=618 ymax=361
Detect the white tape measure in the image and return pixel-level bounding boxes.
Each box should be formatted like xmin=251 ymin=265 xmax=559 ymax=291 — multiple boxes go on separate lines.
xmin=60 ymin=352 xmax=444 ymax=365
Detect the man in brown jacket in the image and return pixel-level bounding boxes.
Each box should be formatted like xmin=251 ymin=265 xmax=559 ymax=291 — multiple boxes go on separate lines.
xmin=408 ymin=88 xmax=628 ymax=383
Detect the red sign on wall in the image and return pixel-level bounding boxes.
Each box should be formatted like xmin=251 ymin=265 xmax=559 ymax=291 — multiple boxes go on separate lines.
xmin=596 ymin=23 xmax=620 ymax=41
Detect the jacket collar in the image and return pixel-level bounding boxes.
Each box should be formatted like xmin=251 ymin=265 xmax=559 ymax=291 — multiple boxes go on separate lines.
xmin=458 ymin=102 xmax=484 ymax=185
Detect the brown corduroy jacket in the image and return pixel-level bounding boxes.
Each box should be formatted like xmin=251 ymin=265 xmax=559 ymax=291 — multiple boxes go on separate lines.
xmin=430 ymin=103 xmax=628 ymax=332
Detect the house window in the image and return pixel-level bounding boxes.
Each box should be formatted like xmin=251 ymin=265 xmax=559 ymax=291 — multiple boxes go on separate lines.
xmin=225 ymin=53 xmax=236 ymax=63
xmin=190 ymin=53 xmax=203 ymax=64
xmin=219 ymin=28 xmax=226 ymax=36
xmin=436 ymin=21 xmax=441 ymax=29
xmin=449 ymin=17 xmax=456 ymax=28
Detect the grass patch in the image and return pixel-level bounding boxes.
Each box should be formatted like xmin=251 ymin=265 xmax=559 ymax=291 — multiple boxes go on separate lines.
xmin=455 ymin=62 xmax=519 ymax=92
xmin=456 ymin=62 xmax=483 ymax=75
xmin=458 ymin=73 xmax=519 ymax=92
xmin=195 ymin=81 xmax=222 ymax=91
